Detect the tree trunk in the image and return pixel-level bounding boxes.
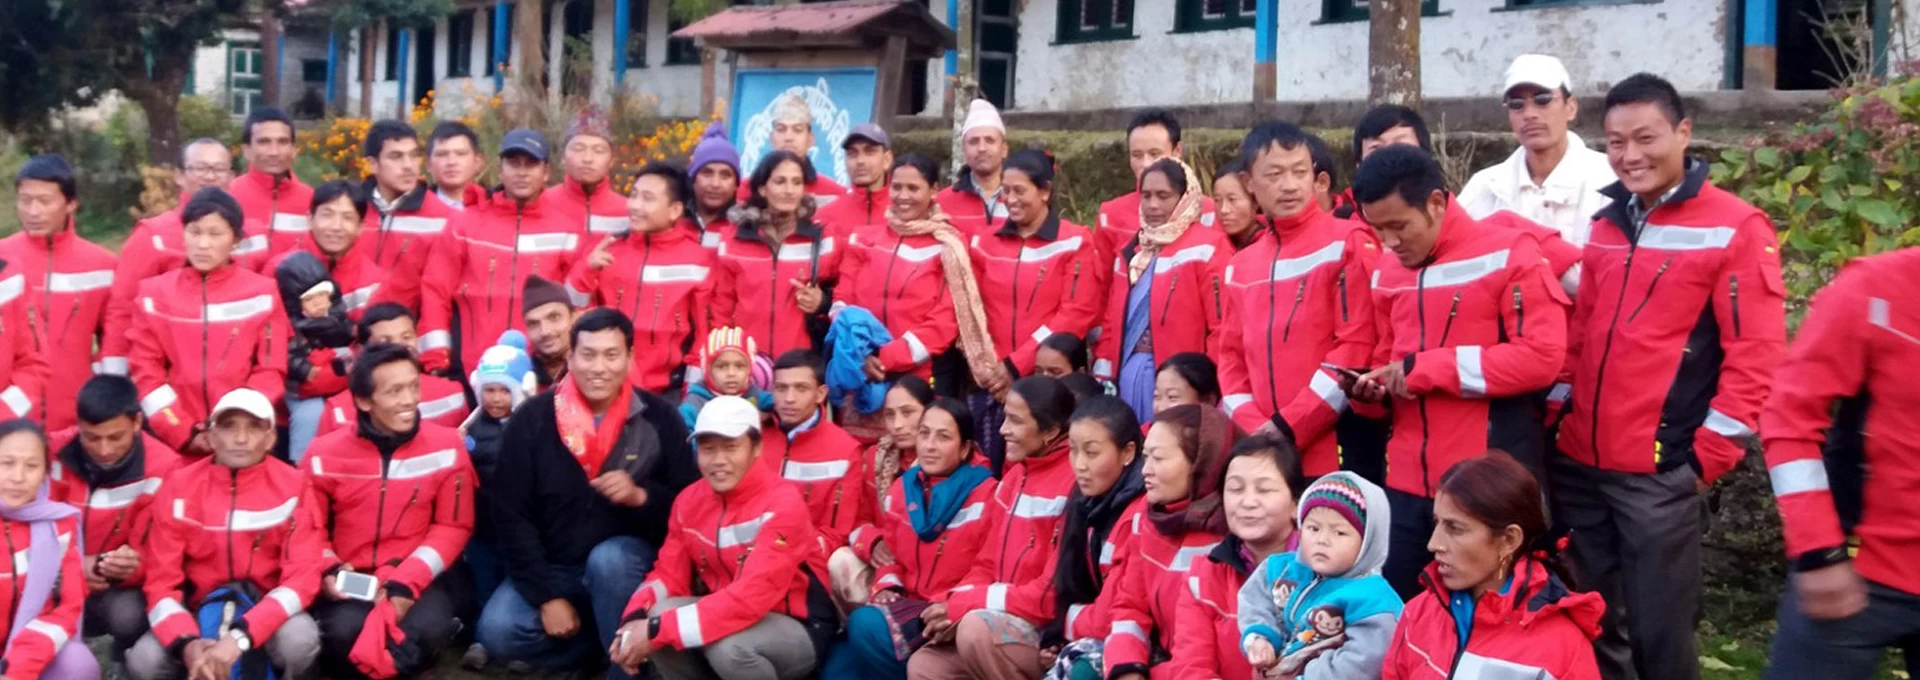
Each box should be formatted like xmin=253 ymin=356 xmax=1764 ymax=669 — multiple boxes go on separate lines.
xmin=360 ymin=25 xmax=376 ymax=116
xmin=949 ymin=0 xmax=974 ymax=178
xmin=123 ymin=47 xmax=192 ymax=167
xmin=511 ymin=0 xmax=548 ymax=127
xmin=261 ymin=14 xmax=282 ymax=109
xmin=1368 ymin=0 xmax=1420 ymax=107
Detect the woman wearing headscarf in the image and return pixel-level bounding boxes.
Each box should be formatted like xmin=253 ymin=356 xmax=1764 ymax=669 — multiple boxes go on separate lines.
xmin=826 ymin=397 xmax=999 ymax=678
xmin=1041 ymin=396 xmax=1150 ymax=678
xmin=0 ymin=420 xmax=98 ymax=679
xmin=907 ymin=376 xmax=1079 ymax=680
xmin=1092 ymin=159 xmax=1232 ymax=423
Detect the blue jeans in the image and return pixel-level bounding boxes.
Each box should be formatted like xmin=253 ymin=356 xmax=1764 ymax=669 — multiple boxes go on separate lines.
xmin=475 ymin=535 xmax=655 ymax=679
xmin=820 ymin=605 xmax=906 ymax=678
xmin=464 ymin=538 xmax=505 ymax=617
xmin=286 ymin=395 xmax=325 ymax=464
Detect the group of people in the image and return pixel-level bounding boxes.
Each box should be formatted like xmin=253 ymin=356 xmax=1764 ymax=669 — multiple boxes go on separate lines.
xmin=0 ymin=49 xmax=1901 ymax=680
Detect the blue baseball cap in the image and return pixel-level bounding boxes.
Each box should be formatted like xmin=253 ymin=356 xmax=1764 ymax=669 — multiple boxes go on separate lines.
xmin=500 ymin=128 xmax=549 ymax=162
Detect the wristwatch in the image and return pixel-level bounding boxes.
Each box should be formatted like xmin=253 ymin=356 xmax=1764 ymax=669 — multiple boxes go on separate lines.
xmin=1792 ymin=546 xmax=1851 ymax=573
xmin=227 ymin=628 xmax=253 ymax=652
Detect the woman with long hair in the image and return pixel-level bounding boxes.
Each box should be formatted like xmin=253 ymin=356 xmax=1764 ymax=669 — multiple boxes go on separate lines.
xmin=710 ymin=150 xmax=842 ymax=358
xmin=1093 ymin=159 xmax=1232 ymax=423
xmin=1381 ymin=452 xmax=1603 ymax=680
xmin=908 ymin=376 xmax=1079 ymax=680
xmin=1041 ymin=396 xmax=1151 ymax=677
xmin=826 ymin=398 xmax=1000 ymax=678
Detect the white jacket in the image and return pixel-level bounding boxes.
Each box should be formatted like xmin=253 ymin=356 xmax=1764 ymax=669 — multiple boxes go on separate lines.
xmin=1458 ymin=131 xmax=1616 ymax=249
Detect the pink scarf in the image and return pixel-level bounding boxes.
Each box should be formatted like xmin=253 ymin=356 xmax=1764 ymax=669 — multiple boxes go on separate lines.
xmin=1128 ymin=159 xmax=1205 ymax=284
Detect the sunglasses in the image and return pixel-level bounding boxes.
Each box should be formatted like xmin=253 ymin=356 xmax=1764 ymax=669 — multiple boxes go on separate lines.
xmin=1504 ymin=92 xmax=1558 ymax=110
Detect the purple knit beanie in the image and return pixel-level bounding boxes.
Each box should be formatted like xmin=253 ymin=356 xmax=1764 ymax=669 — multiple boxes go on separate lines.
xmin=689 ymin=126 xmax=742 ymax=177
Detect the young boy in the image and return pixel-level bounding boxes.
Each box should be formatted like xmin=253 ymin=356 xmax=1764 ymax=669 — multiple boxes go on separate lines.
xmin=1239 ymin=472 xmax=1404 ymax=677
xmin=679 ymin=327 xmax=772 ymax=431
xmin=458 ymin=329 xmax=535 ymax=669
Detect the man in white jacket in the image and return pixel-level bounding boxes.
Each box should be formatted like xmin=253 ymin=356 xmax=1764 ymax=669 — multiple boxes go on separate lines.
xmin=1458 ymin=54 xmax=1616 ymax=269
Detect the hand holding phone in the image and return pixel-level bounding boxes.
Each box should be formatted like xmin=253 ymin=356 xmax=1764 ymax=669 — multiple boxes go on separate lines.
xmin=336 ymin=571 xmax=381 ymax=602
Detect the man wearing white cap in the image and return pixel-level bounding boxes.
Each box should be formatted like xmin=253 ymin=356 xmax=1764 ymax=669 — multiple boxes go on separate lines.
xmin=1458 ymin=53 xmax=1616 ymax=289
xmin=611 ymin=395 xmax=836 ymax=679
xmin=737 ymin=94 xmax=850 ymax=207
xmin=936 ymin=99 xmax=1012 ymax=233
xmin=128 ymin=388 xmax=323 ymax=680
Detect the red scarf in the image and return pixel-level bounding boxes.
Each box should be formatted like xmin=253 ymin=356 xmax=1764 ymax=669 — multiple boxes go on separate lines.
xmin=554 ymin=376 xmax=633 ymax=479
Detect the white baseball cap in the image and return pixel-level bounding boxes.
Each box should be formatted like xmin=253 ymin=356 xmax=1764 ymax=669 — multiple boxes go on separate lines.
xmin=1504 ymin=54 xmax=1572 ymax=95
xmin=209 ymin=388 xmax=276 ymax=428
xmin=693 ymin=395 xmax=761 ymax=439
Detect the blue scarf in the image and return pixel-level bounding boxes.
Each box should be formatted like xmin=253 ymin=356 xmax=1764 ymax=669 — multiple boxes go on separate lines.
xmin=904 ymin=463 xmax=993 ymax=542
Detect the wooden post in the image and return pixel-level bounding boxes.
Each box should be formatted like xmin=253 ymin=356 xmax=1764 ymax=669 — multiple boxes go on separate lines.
xmin=1253 ymin=0 xmax=1276 ymax=101
xmin=873 ymin=35 xmax=908 ymax=132
xmin=261 ymin=14 xmax=282 ymax=109
xmin=700 ymin=46 xmax=717 ymax=117
xmin=950 ymin=0 xmax=975 ymax=176
xmin=1368 ymin=0 xmax=1421 ymax=107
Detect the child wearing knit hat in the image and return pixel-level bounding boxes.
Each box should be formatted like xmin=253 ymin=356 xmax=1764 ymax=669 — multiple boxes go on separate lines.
xmin=1238 ymin=472 xmax=1404 ymax=678
xmin=679 ymin=327 xmax=774 ymax=431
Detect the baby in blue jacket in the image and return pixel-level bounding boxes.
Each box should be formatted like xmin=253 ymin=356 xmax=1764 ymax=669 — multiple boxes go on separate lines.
xmin=1238 ymin=472 xmax=1404 ymax=678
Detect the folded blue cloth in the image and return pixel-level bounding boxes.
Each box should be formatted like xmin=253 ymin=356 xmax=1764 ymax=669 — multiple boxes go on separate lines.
xmin=825 ymin=306 xmax=893 ymax=414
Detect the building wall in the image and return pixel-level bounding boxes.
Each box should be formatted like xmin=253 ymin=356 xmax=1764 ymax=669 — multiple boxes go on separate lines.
xmin=1007 ymin=0 xmax=1726 ymax=110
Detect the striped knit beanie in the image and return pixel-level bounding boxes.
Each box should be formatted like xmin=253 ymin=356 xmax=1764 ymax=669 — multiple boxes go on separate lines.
xmin=1299 ymin=476 xmax=1369 ymax=537
xmin=700 ymin=327 xmax=772 ymax=393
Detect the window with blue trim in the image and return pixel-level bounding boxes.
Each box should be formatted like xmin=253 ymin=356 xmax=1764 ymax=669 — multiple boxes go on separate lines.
xmin=1057 ymin=0 xmax=1134 ymax=43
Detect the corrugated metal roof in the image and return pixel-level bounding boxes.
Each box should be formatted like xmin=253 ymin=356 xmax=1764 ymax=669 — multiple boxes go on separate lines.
xmin=674 ymin=0 xmax=908 ymax=41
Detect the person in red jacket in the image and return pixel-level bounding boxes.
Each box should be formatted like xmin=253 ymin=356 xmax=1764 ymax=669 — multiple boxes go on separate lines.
xmin=549 ymin=106 xmax=633 ymax=239
xmin=1211 ymin=157 xmax=1263 ymax=253
xmin=711 ymin=150 xmax=841 ymax=359
xmin=0 ymin=421 xmax=98 ymax=680
xmin=126 ymin=388 xmax=323 ymax=680
xmin=427 ymin=121 xmax=488 ymax=211
xmin=316 ymin=303 xmax=471 ymax=439
xmin=1100 ymin=404 xmax=1238 ymax=680
xmin=1332 ymin=105 xmax=1433 ymax=223
xmin=103 ymin=139 xmax=270 ymax=377
xmin=1345 ymin=145 xmax=1568 ymax=598
xmin=966 ymin=150 xmax=1105 ymax=468
xmin=936 ymin=100 xmax=1012 ymax=234
xmin=908 ymin=376 xmax=1079 ymax=680
xmin=566 ymin=162 xmax=715 ymax=394
xmin=833 ymin=154 xmax=961 ymax=382
xmin=128 ymin=188 xmax=291 ymax=455
xmin=827 ymin=397 xmax=999 ymax=677
xmin=1040 ymin=396 xmax=1149 ymax=677
xmin=1164 ymin=434 xmax=1305 ymax=680
xmin=361 ymin=120 xmax=456 ymax=312
xmin=1216 ymin=122 xmax=1381 ymax=477
xmin=688 ymin=127 xmax=742 ymax=247
xmin=0 ymin=259 xmax=48 ymax=423
xmin=1381 ymin=453 xmax=1603 ymax=680
xmin=48 ymin=375 xmax=185 ymax=663
xmin=1096 ymin=110 xmax=1218 ymax=263
xmin=1760 ymin=249 xmax=1920 ymax=677
xmin=610 ymin=394 xmax=837 ymax=679
xmin=0 ymin=155 xmax=117 ymax=430
xmin=815 ymin=123 xmax=893 ymax=239
xmin=1552 ymin=74 xmax=1786 ymax=680
xmin=419 ymin=128 xmax=585 ymax=377
xmin=301 ymin=344 xmax=477 ymax=679
xmin=761 ymin=352 xmax=871 ymax=585
xmin=230 ymin=107 xmax=316 ymax=259
xmin=1093 ymin=159 xmax=1232 ymax=424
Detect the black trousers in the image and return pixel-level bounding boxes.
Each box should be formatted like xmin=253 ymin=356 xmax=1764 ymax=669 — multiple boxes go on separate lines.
xmin=1384 ymin=488 xmax=1438 ymax=601
xmin=313 ymin=565 xmax=473 ymax=679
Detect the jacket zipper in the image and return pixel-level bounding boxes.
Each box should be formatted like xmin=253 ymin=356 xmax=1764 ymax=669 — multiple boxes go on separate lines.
xmin=1589 ymin=228 xmax=1645 ymax=467
xmin=226 ymin=469 xmax=239 ymax=581
xmin=453 ymin=475 xmax=464 ymax=523
xmin=650 ymin=293 xmax=663 ymax=345
xmin=715 ymin=498 xmax=735 ymax=582
xmin=1213 ymin=274 xmax=1224 ymax=323
xmin=632 ymin=238 xmax=654 ymax=324
xmin=1512 ymin=285 xmax=1526 ymax=337
xmin=1009 ymin=251 xmax=1024 ymax=344
xmin=371 ymin=457 xmax=391 ymax=566
xmin=1025 ymin=266 xmax=1048 ymax=315
xmin=1438 ymin=292 xmax=1463 ymax=346
xmin=1069 ymin=261 xmax=1082 ymax=300
xmin=1627 ymin=258 xmax=1672 ymax=322
xmin=1158 ymin=277 xmax=1179 ymax=326
xmin=1445 ymin=599 xmax=1475 ymax=677
xmin=1337 ymin=270 xmax=1350 ymax=322
xmin=1730 ymin=275 xmax=1743 ymax=337
xmin=995 ymin=474 xmax=1027 ymax=582
xmin=1265 ymin=246 xmax=1282 ymax=417
xmin=3 ymin=520 xmax=18 ymax=629
xmin=882 ymin=240 xmax=903 ymax=327
xmin=506 ymin=210 xmax=524 ymax=331
xmin=1281 ymin=281 xmax=1307 ymax=342
xmin=201 ymin=275 xmax=211 ymax=418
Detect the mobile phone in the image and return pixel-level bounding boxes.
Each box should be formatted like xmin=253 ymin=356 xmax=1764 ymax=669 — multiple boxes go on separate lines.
xmin=337 ymin=571 xmax=380 ymax=602
xmin=1320 ymin=363 xmax=1363 ymax=380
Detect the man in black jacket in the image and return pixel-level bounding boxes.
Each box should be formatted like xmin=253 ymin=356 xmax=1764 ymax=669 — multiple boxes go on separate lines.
xmin=476 ymin=308 xmax=698 ymax=679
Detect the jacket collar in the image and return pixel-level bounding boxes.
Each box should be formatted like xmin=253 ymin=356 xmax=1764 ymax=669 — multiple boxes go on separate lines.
xmin=1420 ymin=201 xmax=1482 ymax=266
xmin=192 ymin=261 xmax=243 ymax=286
xmin=1018 ymin=435 xmax=1073 ymax=474
xmin=1418 ymin=555 xmax=1605 ymax=634
xmin=561 ymin=175 xmax=613 ymax=203
xmin=779 ymin=407 xmax=824 ymax=442
xmin=363 ymin=179 xmax=430 ymax=214
xmin=731 ymin=209 xmax=823 ymax=246
xmin=1596 ymin=156 xmax=1710 ymax=238
xmin=484 ymin=186 xmax=548 ymax=217
xmin=635 ymin=218 xmax=693 ymax=247
xmin=1267 ymin=201 xmax=1326 ymax=241
xmin=355 ymin=410 xmax=421 ymax=460
xmin=995 ymin=209 xmax=1062 ymax=241
xmin=239 ymin=167 xmax=294 ymax=193
xmin=56 ymin=434 xmax=147 ymax=488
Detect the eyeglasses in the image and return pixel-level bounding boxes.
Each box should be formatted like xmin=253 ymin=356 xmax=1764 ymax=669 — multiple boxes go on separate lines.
xmin=184 ymin=164 xmax=233 ymax=177
xmin=1504 ymin=92 xmax=1558 ymax=111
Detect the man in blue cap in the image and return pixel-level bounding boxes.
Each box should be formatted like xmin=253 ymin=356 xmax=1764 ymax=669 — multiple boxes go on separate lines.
xmin=418 ymin=128 xmax=587 ymax=377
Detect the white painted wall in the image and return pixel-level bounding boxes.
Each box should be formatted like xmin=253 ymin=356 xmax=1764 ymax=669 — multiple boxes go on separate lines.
xmin=1008 ymin=0 xmax=1726 ymax=109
